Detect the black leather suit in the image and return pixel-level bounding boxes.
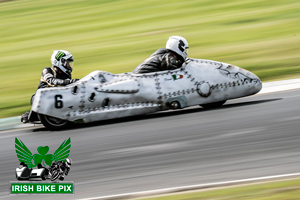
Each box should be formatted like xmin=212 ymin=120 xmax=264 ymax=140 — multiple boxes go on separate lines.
xmin=132 ymin=48 xmax=184 ymax=74
xmin=37 ymin=67 xmax=74 ymax=89
xmin=30 ymin=67 xmax=77 ymax=104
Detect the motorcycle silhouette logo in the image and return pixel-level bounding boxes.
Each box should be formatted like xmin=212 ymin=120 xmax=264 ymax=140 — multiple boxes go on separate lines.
xmin=15 ymin=137 xmax=72 ymax=181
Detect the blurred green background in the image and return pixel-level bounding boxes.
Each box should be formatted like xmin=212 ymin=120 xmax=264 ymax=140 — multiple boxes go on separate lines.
xmin=0 ymin=0 xmax=299 ymax=118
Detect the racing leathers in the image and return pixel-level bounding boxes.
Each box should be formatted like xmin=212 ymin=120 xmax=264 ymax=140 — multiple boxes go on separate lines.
xmin=38 ymin=67 xmax=78 ymax=89
xmin=132 ymin=48 xmax=184 ymax=74
xmin=30 ymin=66 xmax=78 ymax=104
xmin=49 ymin=160 xmax=71 ymax=181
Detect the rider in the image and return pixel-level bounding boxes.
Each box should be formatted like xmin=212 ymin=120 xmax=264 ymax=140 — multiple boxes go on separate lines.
xmin=21 ymin=50 xmax=79 ymax=123
xmin=132 ymin=36 xmax=189 ymax=74
xmin=50 ymin=158 xmax=72 ymax=181
xmin=38 ymin=50 xmax=78 ymax=91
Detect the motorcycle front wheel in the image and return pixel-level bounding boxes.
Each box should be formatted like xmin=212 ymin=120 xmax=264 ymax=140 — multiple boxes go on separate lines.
xmin=39 ymin=114 xmax=71 ymax=131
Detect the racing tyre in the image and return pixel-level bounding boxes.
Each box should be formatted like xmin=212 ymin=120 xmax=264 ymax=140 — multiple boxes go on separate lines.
xmin=39 ymin=114 xmax=71 ymax=131
xmin=200 ymin=100 xmax=226 ymax=109
xmin=50 ymin=171 xmax=60 ymax=181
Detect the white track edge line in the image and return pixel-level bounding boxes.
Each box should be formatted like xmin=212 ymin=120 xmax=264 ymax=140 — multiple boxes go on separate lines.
xmin=79 ymin=172 xmax=300 ymax=200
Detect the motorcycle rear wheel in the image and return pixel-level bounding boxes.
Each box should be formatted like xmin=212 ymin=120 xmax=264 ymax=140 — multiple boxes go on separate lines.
xmin=39 ymin=114 xmax=71 ymax=131
xmin=50 ymin=171 xmax=60 ymax=181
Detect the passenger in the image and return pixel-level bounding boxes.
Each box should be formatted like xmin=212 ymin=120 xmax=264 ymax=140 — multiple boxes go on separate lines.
xmin=132 ymin=36 xmax=189 ymax=74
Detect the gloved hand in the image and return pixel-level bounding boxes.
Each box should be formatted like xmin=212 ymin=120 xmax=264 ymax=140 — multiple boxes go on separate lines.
xmin=70 ymin=78 xmax=79 ymax=83
xmin=63 ymin=78 xmax=79 ymax=85
xmin=166 ymin=53 xmax=183 ymax=70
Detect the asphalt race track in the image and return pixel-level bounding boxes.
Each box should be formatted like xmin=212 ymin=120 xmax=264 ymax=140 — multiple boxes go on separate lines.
xmin=0 ymin=89 xmax=299 ymax=199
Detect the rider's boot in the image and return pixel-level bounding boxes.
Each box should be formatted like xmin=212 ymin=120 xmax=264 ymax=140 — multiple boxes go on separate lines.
xmin=21 ymin=111 xmax=30 ymax=123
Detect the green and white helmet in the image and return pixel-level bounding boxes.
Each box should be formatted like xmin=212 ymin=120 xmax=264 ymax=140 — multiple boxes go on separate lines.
xmin=50 ymin=50 xmax=74 ymax=76
xmin=166 ymin=36 xmax=189 ymax=61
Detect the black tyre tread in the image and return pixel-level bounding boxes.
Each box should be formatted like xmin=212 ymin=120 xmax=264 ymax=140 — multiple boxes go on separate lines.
xmin=51 ymin=171 xmax=60 ymax=181
xmin=39 ymin=114 xmax=71 ymax=131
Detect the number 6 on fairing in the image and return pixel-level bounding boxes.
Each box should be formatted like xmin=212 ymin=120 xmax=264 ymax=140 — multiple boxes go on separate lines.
xmin=54 ymin=95 xmax=63 ymax=109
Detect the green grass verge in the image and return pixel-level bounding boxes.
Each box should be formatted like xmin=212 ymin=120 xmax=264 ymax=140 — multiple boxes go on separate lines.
xmin=1 ymin=0 xmax=300 ymax=118
xmin=138 ymin=178 xmax=300 ymax=200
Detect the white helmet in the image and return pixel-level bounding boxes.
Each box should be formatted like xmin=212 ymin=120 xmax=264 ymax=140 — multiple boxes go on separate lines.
xmin=166 ymin=36 xmax=189 ymax=61
xmin=65 ymin=158 xmax=72 ymax=166
xmin=50 ymin=50 xmax=74 ymax=76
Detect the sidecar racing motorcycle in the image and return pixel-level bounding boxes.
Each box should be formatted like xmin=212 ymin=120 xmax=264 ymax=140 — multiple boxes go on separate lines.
xmin=16 ymin=163 xmax=48 ymax=181
xmin=23 ymin=58 xmax=262 ymax=130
